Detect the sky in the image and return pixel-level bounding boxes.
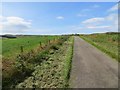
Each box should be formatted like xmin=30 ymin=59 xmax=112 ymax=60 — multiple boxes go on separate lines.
xmin=0 ymin=2 xmax=119 ymax=35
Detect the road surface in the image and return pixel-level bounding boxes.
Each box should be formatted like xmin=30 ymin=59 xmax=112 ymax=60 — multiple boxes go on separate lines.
xmin=69 ymin=36 xmax=118 ymax=88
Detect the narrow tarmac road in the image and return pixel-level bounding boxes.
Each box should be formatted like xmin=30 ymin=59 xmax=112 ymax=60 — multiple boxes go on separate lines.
xmin=69 ymin=36 xmax=118 ymax=88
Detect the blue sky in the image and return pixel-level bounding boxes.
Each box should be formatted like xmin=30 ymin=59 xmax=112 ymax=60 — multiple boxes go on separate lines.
xmin=1 ymin=2 xmax=118 ymax=35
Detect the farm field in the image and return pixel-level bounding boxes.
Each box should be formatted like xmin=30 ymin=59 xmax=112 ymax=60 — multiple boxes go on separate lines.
xmin=80 ymin=33 xmax=119 ymax=62
xmin=1 ymin=35 xmax=59 ymax=58
xmin=2 ymin=35 xmax=74 ymax=88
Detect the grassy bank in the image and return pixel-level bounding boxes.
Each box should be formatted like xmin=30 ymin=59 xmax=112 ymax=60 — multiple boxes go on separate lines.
xmin=80 ymin=33 xmax=119 ymax=62
xmin=15 ymin=36 xmax=73 ymax=88
xmin=2 ymin=36 xmax=62 ymax=88
xmin=2 ymin=36 xmax=74 ymax=88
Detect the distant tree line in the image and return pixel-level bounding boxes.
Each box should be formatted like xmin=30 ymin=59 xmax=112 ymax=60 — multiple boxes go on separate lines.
xmin=0 ymin=34 xmax=17 ymax=38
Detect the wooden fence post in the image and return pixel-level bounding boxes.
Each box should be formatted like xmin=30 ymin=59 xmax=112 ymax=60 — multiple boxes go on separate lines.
xmin=39 ymin=42 xmax=41 ymax=46
xmin=20 ymin=46 xmax=24 ymax=53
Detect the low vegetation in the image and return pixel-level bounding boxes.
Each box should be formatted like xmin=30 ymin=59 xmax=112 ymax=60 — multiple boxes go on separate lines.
xmin=80 ymin=32 xmax=119 ymax=62
xmin=2 ymin=35 xmax=74 ymax=88
xmin=15 ymin=37 xmax=73 ymax=88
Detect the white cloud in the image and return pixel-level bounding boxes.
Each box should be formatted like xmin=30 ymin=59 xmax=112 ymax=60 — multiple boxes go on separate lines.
xmin=0 ymin=16 xmax=5 ymax=22
xmin=106 ymin=13 xmax=118 ymax=21
xmin=87 ymin=25 xmax=111 ymax=29
xmin=56 ymin=16 xmax=64 ymax=20
xmin=84 ymin=13 xmax=117 ymax=31
xmin=64 ymin=4 xmax=118 ymax=34
xmin=0 ymin=16 xmax=32 ymax=34
xmin=0 ymin=25 xmax=2 ymax=30
xmin=70 ymin=12 xmax=118 ymax=33
xmin=108 ymin=4 xmax=120 ymax=12
xmin=82 ymin=18 xmax=105 ymax=24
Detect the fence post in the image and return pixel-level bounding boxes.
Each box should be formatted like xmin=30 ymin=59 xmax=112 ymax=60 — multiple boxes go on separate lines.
xmin=39 ymin=42 xmax=42 ymax=46
xmin=20 ymin=45 xmax=24 ymax=53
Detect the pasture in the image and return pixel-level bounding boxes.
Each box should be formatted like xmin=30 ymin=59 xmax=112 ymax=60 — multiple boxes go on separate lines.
xmin=2 ymin=35 xmax=59 ymax=58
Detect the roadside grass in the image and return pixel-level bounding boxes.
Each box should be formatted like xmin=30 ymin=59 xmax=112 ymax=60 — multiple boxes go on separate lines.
xmin=15 ymin=36 xmax=73 ymax=88
xmin=80 ymin=33 xmax=119 ymax=62
xmin=63 ymin=37 xmax=74 ymax=87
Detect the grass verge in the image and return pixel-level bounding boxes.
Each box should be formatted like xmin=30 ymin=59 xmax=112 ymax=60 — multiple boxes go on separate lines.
xmin=15 ymin=36 xmax=73 ymax=88
xmin=80 ymin=34 xmax=119 ymax=62
xmin=63 ymin=37 xmax=74 ymax=87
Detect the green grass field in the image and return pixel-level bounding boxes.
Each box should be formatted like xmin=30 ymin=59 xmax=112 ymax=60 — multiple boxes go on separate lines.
xmin=1 ymin=36 xmax=59 ymax=58
xmin=80 ymin=33 xmax=119 ymax=62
